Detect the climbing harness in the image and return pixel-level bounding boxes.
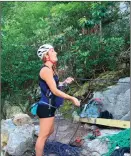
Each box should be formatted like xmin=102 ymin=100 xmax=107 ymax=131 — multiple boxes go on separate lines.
xmin=30 ymin=101 xmax=57 ymax=116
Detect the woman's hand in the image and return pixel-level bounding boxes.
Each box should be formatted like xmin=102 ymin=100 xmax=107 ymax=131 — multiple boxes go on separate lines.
xmin=63 ymin=77 xmax=74 ymax=85
xmin=70 ymin=97 xmax=80 ymax=107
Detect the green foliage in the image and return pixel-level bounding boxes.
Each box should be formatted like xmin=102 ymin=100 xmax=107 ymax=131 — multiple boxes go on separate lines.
xmin=67 ymin=35 xmax=124 ymax=78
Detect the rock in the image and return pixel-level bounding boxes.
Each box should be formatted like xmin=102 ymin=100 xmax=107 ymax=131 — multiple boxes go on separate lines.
xmin=48 ymin=119 xmax=83 ymax=144
xmin=32 ymin=116 xmax=39 ymax=125
xmin=84 ymin=124 xmax=91 ymax=130
xmin=13 ymin=114 xmax=32 ymax=126
xmin=1 ymin=119 xmax=16 ymax=148
xmin=6 ymin=105 xmax=23 ymax=119
xmin=1 ymin=116 xmax=35 ymax=155
xmin=121 ymin=111 xmax=130 ymax=121
xmin=90 ymin=125 xmax=99 ymax=131
xmin=1 ymin=151 xmax=10 ymax=156
xmin=1 ymin=152 xmax=4 ymax=156
xmin=91 ymin=152 xmax=101 ymax=156
xmin=93 ymin=77 xmax=130 ymax=120
xmin=58 ymin=125 xmax=69 ymax=132
xmin=34 ymin=125 xmax=39 ymax=136
xmin=84 ymin=124 xmax=98 ymax=131
xmin=87 ymin=139 xmax=109 ymax=155
xmin=81 ymin=149 xmax=91 ymax=156
xmin=6 ymin=124 xmax=35 ymax=156
xmin=72 ymin=111 xmax=80 ymax=123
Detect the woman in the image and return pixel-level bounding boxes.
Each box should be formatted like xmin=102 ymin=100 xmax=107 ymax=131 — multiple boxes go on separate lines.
xmin=35 ymin=44 xmax=80 ymax=156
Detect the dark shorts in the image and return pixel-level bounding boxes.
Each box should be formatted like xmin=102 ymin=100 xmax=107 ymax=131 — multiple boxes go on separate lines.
xmin=37 ymin=104 xmax=56 ymax=118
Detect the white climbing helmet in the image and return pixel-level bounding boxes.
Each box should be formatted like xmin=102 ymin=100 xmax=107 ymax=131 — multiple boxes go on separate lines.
xmin=37 ymin=44 xmax=54 ymax=59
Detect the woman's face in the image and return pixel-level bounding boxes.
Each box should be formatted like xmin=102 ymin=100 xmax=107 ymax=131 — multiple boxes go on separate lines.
xmin=47 ymin=48 xmax=58 ymax=62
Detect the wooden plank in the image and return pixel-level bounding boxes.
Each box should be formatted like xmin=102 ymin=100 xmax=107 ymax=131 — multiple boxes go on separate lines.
xmin=80 ymin=118 xmax=130 ymax=129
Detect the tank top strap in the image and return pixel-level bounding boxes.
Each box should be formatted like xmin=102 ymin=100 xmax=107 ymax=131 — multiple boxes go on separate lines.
xmin=42 ymin=64 xmax=50 ymax=69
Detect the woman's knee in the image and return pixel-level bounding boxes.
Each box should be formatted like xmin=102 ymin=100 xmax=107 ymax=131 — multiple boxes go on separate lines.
xmin=35 ymin=135 xmax=48 ymax=149
xmin=39 ymin=132 xmax=50 ymax=140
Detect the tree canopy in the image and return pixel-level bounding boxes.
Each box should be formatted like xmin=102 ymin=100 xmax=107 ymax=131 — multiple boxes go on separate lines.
xmin=2 ymin=2 xmax=130 ymax=97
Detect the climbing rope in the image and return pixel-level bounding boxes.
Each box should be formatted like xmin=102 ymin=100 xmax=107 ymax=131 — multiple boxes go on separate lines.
xmin=53 ymin=107 xmax=75 ymax=141
xmin=44 ymin=141 xmax=81 ymax=156
xmin=74 ymin=78 xmax=130 ymax=83
xmin=68 ymin=122 xmax=81 ymax=145
xmin=101 ymin=128 xmax=130 ymax=156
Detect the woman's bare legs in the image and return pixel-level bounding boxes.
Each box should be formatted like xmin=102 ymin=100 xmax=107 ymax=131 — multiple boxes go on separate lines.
xmin=35 ymin=117 xmax=55 ymax=156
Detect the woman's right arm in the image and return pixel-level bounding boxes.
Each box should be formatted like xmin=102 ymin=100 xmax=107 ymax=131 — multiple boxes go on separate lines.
xmin=40 ymin=68 xmax=80 ymax=107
